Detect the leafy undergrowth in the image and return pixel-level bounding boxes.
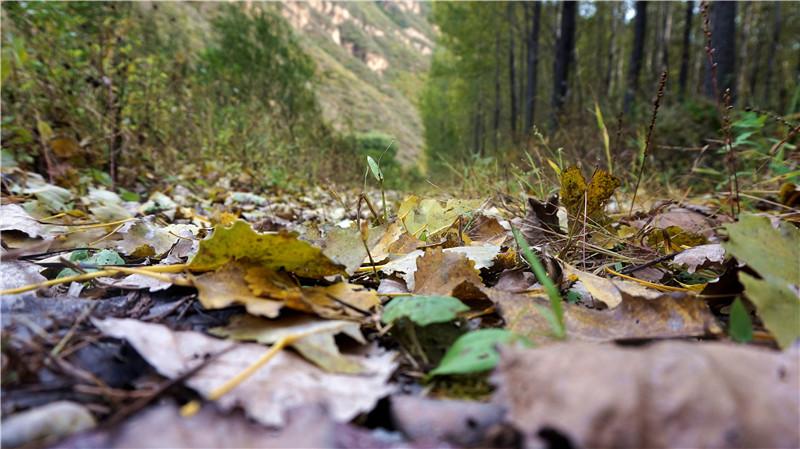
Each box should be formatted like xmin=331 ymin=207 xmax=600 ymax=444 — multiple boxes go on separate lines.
xmin=1 ymin=164 xmax=799 ymax=448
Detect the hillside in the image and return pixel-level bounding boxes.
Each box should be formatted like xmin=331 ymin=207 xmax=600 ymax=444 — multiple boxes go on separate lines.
xmin=281 ymin=1 xmax=434 ymax=166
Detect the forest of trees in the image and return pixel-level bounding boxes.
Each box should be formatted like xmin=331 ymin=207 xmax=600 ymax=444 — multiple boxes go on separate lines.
xmin=421 ymin=1 xmax=799 ymax=176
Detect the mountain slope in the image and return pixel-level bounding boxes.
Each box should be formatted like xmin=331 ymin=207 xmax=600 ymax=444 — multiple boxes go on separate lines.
xmin=280 ymin=1 xmax=434 ymax=166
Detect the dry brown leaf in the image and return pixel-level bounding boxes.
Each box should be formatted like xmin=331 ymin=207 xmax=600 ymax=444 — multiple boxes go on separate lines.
xmin=191 ymin=262 xmax=284 ymax=318
xmin=650 ymin=207 xmax=718 ymax=238
xmin=494 ymin=342 xmax=799 ymax=448
xmin=301 ymin=282 xmax=380 ymax=320
xmin=92 ymin=318 xmax=396 ymax=428
xmin=491 ymin=288 xmax=717 ymax=343
xmin=368 ymin=221 xmax=422 ymax=262
xmin=563 ymin=263 xmax=666 ymax=309
xmin=413 ymin=247 xmax=483 ymax=296
xmin=244 ymin=266 xmax=307 ymax=312
xmin=466 ymin=214 xmax=509 ymax=246
xmin=672 ymin=243 xmax=726 ymax=273
xmin=211 ymin=315 xmax=367 ymax=374
xmin=511 ymin=195 xmax=562 ymax=246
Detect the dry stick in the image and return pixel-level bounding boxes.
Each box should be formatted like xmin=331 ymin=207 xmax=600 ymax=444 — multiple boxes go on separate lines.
xmin=0 ymin=264 xmax=190 ymax=296
xmin=629 ymin=70 xmax=668 ymax=216
xmin=701 ymin=1 xmax=739 ymax=217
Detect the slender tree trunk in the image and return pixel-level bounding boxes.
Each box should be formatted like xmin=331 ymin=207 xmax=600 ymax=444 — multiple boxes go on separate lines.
xmin=493 ymin=32 xmax=501 ymax=153
xmin=737 ymin=2 xmax=752 ymax=102
xmin=763 ymin=2 xmax=781 ymax=108
xmin=661 ymin=3 xmax=673 ymax=70
xmin=623 ymin=1 xmax=647 ymax=114
xmin=679 ymin=1 xmax=694 ymax=99
xmin=550 ymin=0 xmax=577 ymax=129
xmin=524 ymin=1 xmax=541 ymax=134
xmin=704 ymin=1 xmax=737 ymax=102
xmin=507 ymin=3 xmax=518 ymax=141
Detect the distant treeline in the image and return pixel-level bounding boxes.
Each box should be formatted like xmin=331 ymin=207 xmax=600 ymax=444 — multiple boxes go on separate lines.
xmin=422 ymin=1 xmax=800 ymax=172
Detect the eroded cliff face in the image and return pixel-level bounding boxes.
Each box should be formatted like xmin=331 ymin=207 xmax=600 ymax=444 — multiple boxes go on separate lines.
xmin=280 ymin=1 xmax=435 ymax=165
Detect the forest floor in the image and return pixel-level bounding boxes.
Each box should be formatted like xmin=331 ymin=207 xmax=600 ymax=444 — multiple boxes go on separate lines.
xmin=0 ymin=164 xmax=798 ymax=448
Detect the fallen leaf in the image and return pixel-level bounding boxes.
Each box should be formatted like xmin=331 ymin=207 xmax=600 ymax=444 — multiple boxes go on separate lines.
xmin=300 ymin=282 xmax=380 ymax=320
xmin=189 ymin=220 xmax=345 ymax=278
xmin=244 ymin=265 xmax=306 ymax=311
xmin=466 ymin=214 xmax=509 ymax=246
xmin=397 ymin=196 xmax=482 ymax=237
xmin=0 ymin=204 xmax=51 ymax=238
xmin=390 ymin=395 xmax=505 ymax=448
xmin=108 ymin=274 xmax=172 ymax=292
xmin=494 ymin=342 xmax=799 ymax=448
xmin=321 ymin=224 xmax=383 ymax=275
xmin=492 ymin=288 xmax=716 ymax=343
xmin=191 ymin=262 xmax=284 ymax=318
xmin=92 ymin=318 xmax=396 ymax=427
xmin=414 ymin=247 xmax=483 ymax=296
xmin=0 ymin=261 xmax=47 ymax=298
xmin=563 ymin=263 xmax=666 ymax=309
xmin=1 ymin=401 xmax=95 ymax=448
xmin=116 ymin=221 xmax=181 ymax=258
xmin=672 ymin=243 xmax=726 ymax=273
xmin=211 ymin=315 xmax=367 ymax=374
xmin=382 ymin=245 xmax=499 ymax=291
xmin=494 ymin=269 xmax=538 ymax=293
xmin=382 ymin=295 xmax=469 ymax=326
xmin=54 ymin=402 xmax=399 ymax=449
xmin=511 ymin=195 xmax=562 ymax=246
xmin=650 ymin=206 xmax=717 ymax=238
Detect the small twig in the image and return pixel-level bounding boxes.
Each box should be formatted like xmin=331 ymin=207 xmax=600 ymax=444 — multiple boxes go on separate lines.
xmin=619 ymin=250 xmax=684 ymax=275
xmin=51 ymin=303 xmax=98 ymax=357
xmin=104 ymin=344 xmax=236 ymax=428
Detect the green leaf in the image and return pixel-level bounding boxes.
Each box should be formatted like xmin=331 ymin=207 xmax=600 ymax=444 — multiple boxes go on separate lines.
xmin=723 ymin=215 xmax=800 ymax=349
xmin=188 ymin=220 xmax=345 ymax=278
xmin=382 ymin=295 xmax=468 ymax=326
xmin=57 ymin=249 xmax=124 ymax=278
xmin=430 ymin=329 xmax=526 ymax=376
xmin=728 ymin=297 xmax=753 ymax=343
xmin=739 ymin=273 xmax=799 ymax=349
xmin=723 ymin=214 xmax=800 ymax=285
xmin=367 ymin=155 xmax=383 ymax=183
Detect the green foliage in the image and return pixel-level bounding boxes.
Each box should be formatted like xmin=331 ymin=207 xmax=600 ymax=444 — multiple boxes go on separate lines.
xmin=723 ymin=215 xmax=800 ymax=348
xmin=728 ymin=298 xmax=753 ymax=343
xmin=382 ymin=295 xmax=469 ymax=327
xmin=430 ymin=329 xmax=527 ymax=377
xmin=513 ymin=228 xmax=565 ymax=338
xmin=1 ymin=2 xmax=364 ymax=189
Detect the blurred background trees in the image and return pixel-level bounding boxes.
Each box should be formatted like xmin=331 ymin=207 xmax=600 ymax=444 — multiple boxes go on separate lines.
xmin=420 ymin=1 xmax=799 ymax=184
xmin=1 ymin=1 xmax=798 ymax=192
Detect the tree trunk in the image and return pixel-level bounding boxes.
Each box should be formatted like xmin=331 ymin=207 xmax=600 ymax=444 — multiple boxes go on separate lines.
xmin=507 ymin=3 xmax=518 ymax=141
xmin=550 ymin=0 xmax=576 ymax=129
xmin=493 ymin=32 xmax=501 ymax=153
xmin=704 ymin=1 xmax=737 ymax=102
xmin=661 ymin=3 xmax=673 ymax=71
xmin=679 ymin=1 xmax=694 ymax=99
xmin=623 ymin=1 xmax=647 ymax=114
xmin=763 ymin=2 xmax=781 ymax=108
xmin=524 ymin=1 xmax=541 ymax=134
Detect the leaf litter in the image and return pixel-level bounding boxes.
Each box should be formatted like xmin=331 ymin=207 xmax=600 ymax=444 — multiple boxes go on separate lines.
xmin=1 ymin=166 xmax=798 ymax=448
